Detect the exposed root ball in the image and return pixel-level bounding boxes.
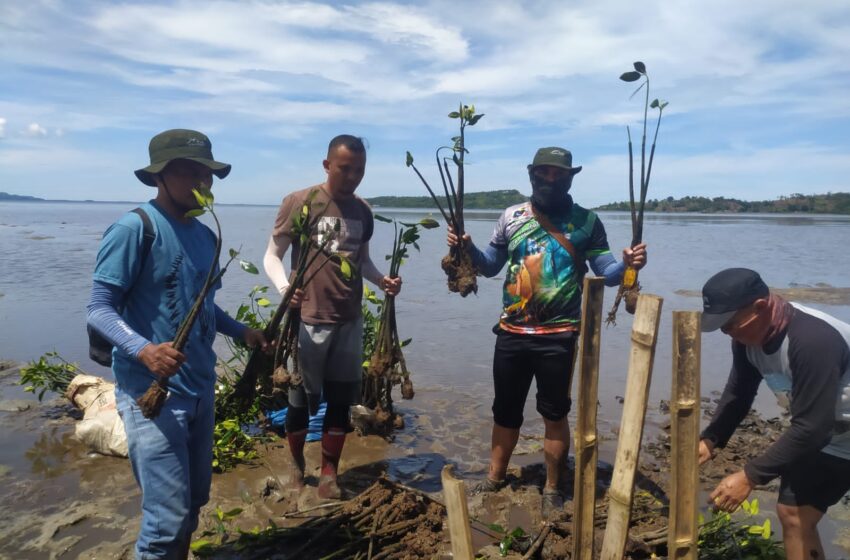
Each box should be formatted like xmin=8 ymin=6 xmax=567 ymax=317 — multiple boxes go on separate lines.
xmin=137 ymin=380 xmax=168 ymax=419
xmin=401 ymin=378 xmax=415 ymax=400
xmin=625 ymin=285 xmax=640 ymax=314
xmin=441 ymin=246 xmax=477 ymax=297
xmin=272 ymin=366 xmax=291 ymax=388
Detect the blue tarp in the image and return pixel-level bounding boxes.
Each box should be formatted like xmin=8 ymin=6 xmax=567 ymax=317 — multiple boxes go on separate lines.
xmin=266 ymin=401 xmax=326 ymax=442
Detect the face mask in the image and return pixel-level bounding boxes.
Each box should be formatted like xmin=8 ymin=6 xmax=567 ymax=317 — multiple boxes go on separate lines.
xmin=529 ymin=171 xmax=572 ymax=214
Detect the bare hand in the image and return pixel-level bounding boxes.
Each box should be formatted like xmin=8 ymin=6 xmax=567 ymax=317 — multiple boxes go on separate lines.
xmin=280 ymin=285 xmax=306 ymax=308
xmin=138 ymin=342 xmax=185 ymax=379
xmin=709 ymin=470 xmax=754 ymax=512
xmin=622 ymin=242 xmax=647 ymax=270
xmin=699 ymin=439 xmax=715 ymax=466
xmin=381 ymin=276 xmax=402 ymax=297
xmin=447 ymin=226 xmax=470 ymax=248
xmin=243 ymin=328 xmax=270 ymax=353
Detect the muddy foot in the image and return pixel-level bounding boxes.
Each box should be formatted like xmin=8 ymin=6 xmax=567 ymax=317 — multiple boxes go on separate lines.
xmin=317 ymin=475 xmax=342 ymax=500
xmin=541 ymin=488 xmax=564 ymax=520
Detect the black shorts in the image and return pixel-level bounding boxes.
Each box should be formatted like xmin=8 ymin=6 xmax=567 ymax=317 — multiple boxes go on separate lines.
xmin=777 ymin=451 xmax=850 ymax=513
xmin=491 ymin=329 xmax=577 ymax=430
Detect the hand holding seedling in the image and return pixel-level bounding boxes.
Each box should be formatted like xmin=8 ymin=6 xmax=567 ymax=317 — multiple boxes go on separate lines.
xmin=138 ymin=342 xmax=185 ymax=379
xmin=709 ymin=470 xmax=755 ymax=513
xmin=621 ymin=242 xmax=648 ymax=270
xmin=446 ymin=225 xmax=470 ymax=248
xmin=380 ymin=276 xmax=402 ymax=297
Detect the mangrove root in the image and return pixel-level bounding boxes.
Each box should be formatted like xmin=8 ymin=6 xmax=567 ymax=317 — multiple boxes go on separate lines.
xmin=137 ymin=379 xmax=168 ymax=419
xmin=441 ymin=244 xmax=477 ymax=297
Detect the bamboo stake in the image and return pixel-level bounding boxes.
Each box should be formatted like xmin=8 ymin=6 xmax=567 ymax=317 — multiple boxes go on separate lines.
xmin=599 ymin=294 xmax=664 ymax=560
xmin=668 ymin=311 xmax=701 ymax=560
xmin=441 ymin=465 xmax=474 ymax=560
xmin=572 ymin=277 xmax=606 ymax=560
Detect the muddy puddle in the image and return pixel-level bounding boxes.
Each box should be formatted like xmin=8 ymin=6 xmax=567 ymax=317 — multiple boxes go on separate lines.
xmin=2 ymin=359 xmax=850 ymax=559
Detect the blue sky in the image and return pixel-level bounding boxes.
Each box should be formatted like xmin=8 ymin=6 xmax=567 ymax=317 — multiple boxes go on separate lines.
xmin=1 ymin=0 xmax=849 ymax=206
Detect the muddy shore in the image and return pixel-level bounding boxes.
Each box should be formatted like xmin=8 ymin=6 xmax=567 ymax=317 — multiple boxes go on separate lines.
xmin=2 ymin=359 xmax=850 ymax=559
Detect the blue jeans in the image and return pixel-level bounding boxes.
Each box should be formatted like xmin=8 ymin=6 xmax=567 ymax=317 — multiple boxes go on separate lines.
xmin=116 ymin=386 xmax=214 ymax=560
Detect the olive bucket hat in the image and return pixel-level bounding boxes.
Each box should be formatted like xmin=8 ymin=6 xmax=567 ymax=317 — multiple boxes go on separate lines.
xmin=134 ymin=129 xmax=231 ymax=186
xmin=530 ymin=147 xmax=583 ymax=175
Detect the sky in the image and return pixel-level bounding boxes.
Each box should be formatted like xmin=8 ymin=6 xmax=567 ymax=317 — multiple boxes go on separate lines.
xmin=1 ymin=0 xmax=849 ymax=206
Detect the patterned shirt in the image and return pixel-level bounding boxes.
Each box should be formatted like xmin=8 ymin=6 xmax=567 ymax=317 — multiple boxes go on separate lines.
xmin=487 ymin=200 xmax=612 ymax=334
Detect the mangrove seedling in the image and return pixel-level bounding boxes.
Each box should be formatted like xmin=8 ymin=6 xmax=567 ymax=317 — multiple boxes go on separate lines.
xmin=228 ymin=190 xmax=353 ymax=413
xmin=363 ymin=215 xmax=438 ymax=423
xmin=406 ymin=103 xmax=483 ymax=297
xmin=19 ymin=351 xmax=82 ymax=400
xmin=137 ymin=186 xmax=241 ymax=418
xmin=606 ymin=61 xmax=668 ymax=325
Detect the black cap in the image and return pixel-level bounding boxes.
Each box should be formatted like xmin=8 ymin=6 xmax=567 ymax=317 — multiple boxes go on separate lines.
xmin=701 ymin=268 xmax=769 ymax=332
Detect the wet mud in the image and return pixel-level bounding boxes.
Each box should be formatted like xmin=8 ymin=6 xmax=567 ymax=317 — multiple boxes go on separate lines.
xmin=676 ymin=284 xmax=850 ymax=306
xmin=3 ymin=361 xmax=850 ymax=559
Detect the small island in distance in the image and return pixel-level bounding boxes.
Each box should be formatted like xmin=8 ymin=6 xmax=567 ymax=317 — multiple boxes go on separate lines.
xmin=2 ymin=190 xmax=848 ymax=214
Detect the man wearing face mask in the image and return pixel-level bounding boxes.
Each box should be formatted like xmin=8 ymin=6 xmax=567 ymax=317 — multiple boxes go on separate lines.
xmin=448 ymin=147 xmax=647 ymax=517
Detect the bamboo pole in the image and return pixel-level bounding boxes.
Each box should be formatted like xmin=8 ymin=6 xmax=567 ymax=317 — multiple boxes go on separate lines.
xmin=441 ymin=465 xmax=474 ymax=560
xmin=599 ymin=294 xmax=664 ymax=560
xmin=668 ymin=311 xmax=701 ymax=560
xmin=572 ymin=277 xmax=606 ymax=560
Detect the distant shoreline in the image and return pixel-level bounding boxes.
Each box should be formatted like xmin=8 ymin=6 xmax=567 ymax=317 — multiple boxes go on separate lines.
xmin=3 ymin=191 xmax=849 ymax=215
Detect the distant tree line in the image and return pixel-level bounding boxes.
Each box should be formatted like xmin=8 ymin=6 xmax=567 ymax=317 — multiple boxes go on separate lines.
xmin=594 ymin=193 xmax=850 ymax=215
xmin=368 ymin=189 xmax=527 ymax=209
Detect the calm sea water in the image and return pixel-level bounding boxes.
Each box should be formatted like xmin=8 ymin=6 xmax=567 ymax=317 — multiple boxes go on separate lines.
xmin=3 ymin=201 xmax=850 ymax=554
xmin=3 ymin=201 xmax=849 ymax=406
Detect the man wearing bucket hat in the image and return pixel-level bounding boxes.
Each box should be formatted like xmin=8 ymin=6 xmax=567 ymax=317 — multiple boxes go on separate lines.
xmin=699 ymin=267 xmax=850 ymax=560
xmin=448 ymin=146 xmax=647 ymax=517
xmin=87 ymin=129 xmax=268 ymax=559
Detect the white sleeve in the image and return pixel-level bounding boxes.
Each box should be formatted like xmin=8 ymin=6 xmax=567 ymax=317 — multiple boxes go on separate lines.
xmin=263 ymin=234 xmax=292 ymax=295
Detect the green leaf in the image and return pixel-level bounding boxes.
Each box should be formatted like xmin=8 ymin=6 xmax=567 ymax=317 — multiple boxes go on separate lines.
xmin=633 ymin=61 xmax=646 ymax=73
xmin=240 ymin=260 xmax=259 ymax=274
xmin=190 ymin=539 xmax=214 ymax=551
xmin=762 ymin=518 xmax=771 ymax=539
xmin=448 ymin=111 xmax=460 ymax=118
xmin=374 ymin=213 xmax=393 ymax=223
xmin=405 ymin=151 xmax=414 ymax=167
xmin=419 ymin=218 xmax=439 ymax=229
xmin=228 ymin=248 xmax=238 ymax=259
xmin=650 ymin=99 xmax=659 ymax=108
xmin=400 ymin=338 xmax=412 ymax=347
xmin=256 ymin=298 xmax=271 ymax=307
xmin=509 ymin=527 xmax=526 ymax=538
xmin=620 ymin=71 xmax=642 ymax=82
xmin=468 ymin=113 xmax=484 ymax=126
xmin=339 ymin=258 xmax=352 ymax=280
xmin=487 ymin=523 xmax=506 ymax=533
xmin=185 ymin=208 xmax=206 ymax=218
xmin=223 ymin=507 xmax=244 ymax=518
xmin=192 ymin=188 xmax=209 ymax=207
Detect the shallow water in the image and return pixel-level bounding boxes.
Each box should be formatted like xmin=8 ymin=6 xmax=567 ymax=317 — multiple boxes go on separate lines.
xmin=2 ymin=201 xmax=850 ymax=556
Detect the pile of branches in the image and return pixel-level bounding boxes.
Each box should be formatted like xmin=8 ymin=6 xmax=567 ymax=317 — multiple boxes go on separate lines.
xmin=192 ymin=478 xmax=447 ymax=559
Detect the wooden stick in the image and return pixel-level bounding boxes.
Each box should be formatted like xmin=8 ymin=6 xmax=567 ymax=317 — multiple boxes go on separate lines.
xmin=599 ymin=294 xmax=664 ymax=560
xmin=572 ymin=277 xmax=605 ymax=560
xmin=441 ymin=465 xmax=474 ymax=560
xmin=668 ymin=311 xmax=701 ymax=560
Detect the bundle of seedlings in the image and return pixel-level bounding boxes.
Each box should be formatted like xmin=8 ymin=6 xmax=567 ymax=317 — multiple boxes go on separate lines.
xmin=228 ymin=192 xmax=352 ymax=413
xmin=19 ymin=351 xmax=81 ymax=401
xmin=191 ymin=477 xmax=448 ymax=559
xmin=606 ymin=62 xmax=668 ymax=325
xmin=406 ymin=103 xmax=484 ymax=297
xmin=362 ymin=215 xmax=438 ymax=429
xmin=136 ymin=187 xmax=242 ymax=418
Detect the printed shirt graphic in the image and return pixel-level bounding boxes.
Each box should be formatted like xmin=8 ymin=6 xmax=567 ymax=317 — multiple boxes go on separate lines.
xmin=273 ymin=186 xmax=374 ymax=324
xmin=92 ymin=201 xmax=220 ymax=398
xmin=491 ymin=201 xmax=611 ymax=334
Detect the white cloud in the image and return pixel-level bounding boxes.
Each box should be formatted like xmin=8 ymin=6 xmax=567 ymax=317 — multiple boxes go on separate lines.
xmin=0 ymin=117 xmax=6 ymax=138
xmin=24 ymin=123 xmax=48 ymax=137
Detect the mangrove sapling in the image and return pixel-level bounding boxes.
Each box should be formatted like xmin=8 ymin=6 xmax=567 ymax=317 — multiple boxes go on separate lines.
xmin=228 ymin=193 xmax=353 ymax=414
xmin=136 ymin=187 xmax=241 ymax=419
xmin=363 ymin=215 xmax=438 ymax=423
xmin=406 ymin=103 xmax=483 ymax=297
xmin=606 ymin=61 xmax=668 ymax=326
xmin=19 ymin=351 xmax=81 ymax=400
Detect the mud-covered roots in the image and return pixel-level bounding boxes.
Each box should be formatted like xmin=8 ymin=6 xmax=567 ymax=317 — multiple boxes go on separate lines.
xmin=401 ymin=378 xmax=415 ymax=400
xmin=624 ymin=284 xmax=641 ymax=314
xmin=137 ymin=379 xmax=168 ymax=419
xmin=441 ymin=246 xmax=477 ymax=297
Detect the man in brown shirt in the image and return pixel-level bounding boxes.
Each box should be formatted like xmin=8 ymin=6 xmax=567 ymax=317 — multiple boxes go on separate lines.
xmin=263 ymin=135 xmax=401 ymax=499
